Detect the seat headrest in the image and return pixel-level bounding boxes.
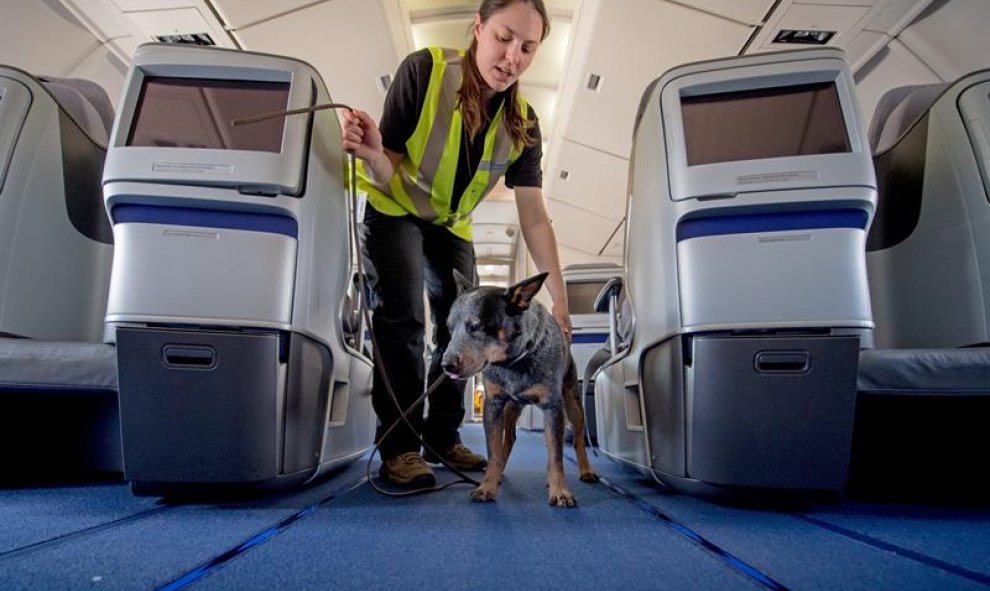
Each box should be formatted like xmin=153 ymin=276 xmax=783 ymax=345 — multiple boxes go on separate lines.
xmin=39 ymin=76 xmax=115 ymax=146
xmin=868 ymin=83 xmax=947 ymax=154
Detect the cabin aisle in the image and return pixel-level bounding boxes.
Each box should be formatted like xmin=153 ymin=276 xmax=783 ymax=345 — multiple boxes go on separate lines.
xmin=1 ymin=424 xmax=988 ymax=590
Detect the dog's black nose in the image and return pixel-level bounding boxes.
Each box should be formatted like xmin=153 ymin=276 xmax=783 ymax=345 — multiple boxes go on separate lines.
xmin=441 ymin=355 xmax=460 ymax=375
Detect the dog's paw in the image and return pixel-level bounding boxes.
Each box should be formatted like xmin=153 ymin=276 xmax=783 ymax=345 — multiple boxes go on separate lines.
xmin=470 ymin=485 xmax=498 ymax=503
xmin=548 ymin=488 xmax=577 ymax=508
xmin=580 ymin=470 xmax=600 ymax=483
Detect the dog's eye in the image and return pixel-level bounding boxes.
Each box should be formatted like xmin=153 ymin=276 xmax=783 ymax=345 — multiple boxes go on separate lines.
xmin=466 ymin=319 xmax=483 ymax=333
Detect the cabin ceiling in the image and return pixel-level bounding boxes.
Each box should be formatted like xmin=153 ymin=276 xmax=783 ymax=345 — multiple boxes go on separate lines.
xmin=58 ymin=0 xmax=935 ymax=272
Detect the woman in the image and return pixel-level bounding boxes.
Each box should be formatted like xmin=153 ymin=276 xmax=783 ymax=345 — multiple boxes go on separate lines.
xmin=341 ymin=0 xmax=570 ymax=487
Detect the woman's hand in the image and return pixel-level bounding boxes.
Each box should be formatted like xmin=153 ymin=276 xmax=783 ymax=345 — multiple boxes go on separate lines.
xmin=340 ymin=108 xmax=382 ymax=162
xmin=553 ymin=304 xmax=573 ymax=344
xmin=341 ymin=109 xmax=401 ymax=185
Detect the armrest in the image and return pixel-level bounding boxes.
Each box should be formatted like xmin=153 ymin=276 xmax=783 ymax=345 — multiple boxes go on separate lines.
xmin=594 ymin=276 xmax=624 ymax=313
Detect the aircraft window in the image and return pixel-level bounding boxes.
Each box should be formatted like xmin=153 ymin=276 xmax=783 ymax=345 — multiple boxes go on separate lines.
xmin=127 ymin=76 xmax=290 ymax=152
xmin=681 ymin=81 xmax=850 ymax=166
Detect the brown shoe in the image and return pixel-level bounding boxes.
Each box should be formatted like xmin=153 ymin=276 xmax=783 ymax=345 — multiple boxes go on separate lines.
xmin=424 ymin=443 xmax=488 ymax=471
xmin=379 ymin=452 xmax=436 ymax=486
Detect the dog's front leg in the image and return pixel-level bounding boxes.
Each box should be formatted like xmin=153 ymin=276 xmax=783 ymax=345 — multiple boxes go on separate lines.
xmin=472 ymin=389 xmax=508 ymax=502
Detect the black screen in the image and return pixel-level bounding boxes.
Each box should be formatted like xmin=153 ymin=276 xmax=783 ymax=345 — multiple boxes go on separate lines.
xmin=567 ymin=280 xmax=609 ymax=315
xmin=127 ymin=76 xmax=290 ymax=153
xmin=681 ymin=81 xmax=850 ymax=166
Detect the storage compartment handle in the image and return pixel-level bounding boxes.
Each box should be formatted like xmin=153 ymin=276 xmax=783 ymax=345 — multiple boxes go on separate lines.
xmin=754 ymin=351 xmax=810 ymax=374
xmin=162 ymin=344 xmax=217 ymax=369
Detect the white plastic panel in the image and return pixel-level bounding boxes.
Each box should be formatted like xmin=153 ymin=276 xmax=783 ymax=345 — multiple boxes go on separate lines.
xmin=897 ymin=0 xmax=990 ymax=82
xmin=64 ymin=0 xmax=148 ymax=41
xmin=0 ymin=77 xmax=31 ymax=193
xmin=757 ymin=3 xmax=871 ymax=52
xmin=680 ymin=0 xmax=778 ymax=25
xmin=126 ymin=7 xmax=235 ymax=48
xmin=521 ymin=84 xmax=557 ymax=144
xmin=958 ymin=81 xmax=990 ymax=204
xmin=865 ymin=0 xmax=935 ymax=32
xmin=411 ymin=19 xmax=473 ymax=50
xmin=677 ymin=228 xmax=873 ymax=330
xmin=557 ymin=0 xmax=751 ymax=159
xmin=547 ymin=197 xmax=621 ymax=256
xmin=853 ymin=39 xmax=942 ymax=133
xmin=207 ymin=0 xmax=317 ymax=29
xmin=0 ymin=0 xmax=108 ymax=76
xmin=558 ymin=243 xmax=622 ymax=268
xmin=843 ymin=29 xmax=888 ymax=72
xmin=546 ymin=138 xmax=628 ymax=220
xmin=234 ymin=0 xmax=404 ymax=123
xmin=111 ymin=0 xmax=195 ymax=10
xmin=107 ymin=223 xmax=297 ymax=326
xmin=62 ymin=45 xmax=128 ymax=107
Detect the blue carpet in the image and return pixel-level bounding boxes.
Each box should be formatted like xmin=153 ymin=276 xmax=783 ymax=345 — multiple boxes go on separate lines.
xmin=1 ymin=424 xmax=988 ymax=590
xmin=572 ymin=445 xmax=990 ymax=591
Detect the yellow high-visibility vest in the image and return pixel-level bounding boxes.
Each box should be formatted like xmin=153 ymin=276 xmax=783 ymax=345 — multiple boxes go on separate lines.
xmin=357 ymin=47 xmax=527 ymax=241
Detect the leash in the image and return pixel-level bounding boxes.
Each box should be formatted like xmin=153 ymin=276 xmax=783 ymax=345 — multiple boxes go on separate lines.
xmin=235 ymin=103 xmax=482 ymax=496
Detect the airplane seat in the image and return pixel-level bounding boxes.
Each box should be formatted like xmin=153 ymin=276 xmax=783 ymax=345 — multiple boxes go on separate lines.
xmin=558 ymin=263 xmax=620 ymax=443
xmin=40 ymin=76 xmax=115 ymax=143
xmin=0 ymin=67 xmax=115 ymax=341
xmin=850 ymin=71 xmax=990 ymax=497
xmin=867 ymin=83 xmax=945 ymax=154
xmin=576 ymin=276 xmax=626 ymax=446
xmin=595 ymin=48 xmax=876 ymax=497
xmin=865 ymin=70 xmax=990 ymax=348
xmin=103 ymin=44 xmax=374 ymax=496
xmin=0 ymin=67 xmax=119 ymax=479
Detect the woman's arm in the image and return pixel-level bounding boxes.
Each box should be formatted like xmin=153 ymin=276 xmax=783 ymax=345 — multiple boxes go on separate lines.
xmin=514 ymin=186 xmax=572 ymax=339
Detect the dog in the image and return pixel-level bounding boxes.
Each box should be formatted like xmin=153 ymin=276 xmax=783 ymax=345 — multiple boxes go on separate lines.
xmin=441 ymin=270 xmax=599 ymax=507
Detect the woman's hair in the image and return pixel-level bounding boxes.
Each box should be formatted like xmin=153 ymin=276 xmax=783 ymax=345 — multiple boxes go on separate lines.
xmin=457 ymin=0 xmax=550 ymax=149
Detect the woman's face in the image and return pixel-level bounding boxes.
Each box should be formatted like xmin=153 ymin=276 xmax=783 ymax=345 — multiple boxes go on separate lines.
xmin=473 ymin=2 xmax=544 ymax=95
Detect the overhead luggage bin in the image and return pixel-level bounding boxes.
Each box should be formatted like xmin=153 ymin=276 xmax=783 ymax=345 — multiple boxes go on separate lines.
xmin=103 ymin=44 xmax=374 ymax=496
xmin=595 ymin=48 xmax=876 ymax=497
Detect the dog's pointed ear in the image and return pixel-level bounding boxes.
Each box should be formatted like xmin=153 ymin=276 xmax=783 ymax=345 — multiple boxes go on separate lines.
xmin=504 ymin=272 xmax=548 ymax=314
xmin=453 ymin=269 xmax=476 ymax=295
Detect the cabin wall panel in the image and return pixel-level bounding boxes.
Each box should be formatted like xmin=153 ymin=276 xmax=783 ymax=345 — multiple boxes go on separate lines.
xmin=234 ymin=0 xmax=406 ymax=123
xmin=545 ymin=138 xmax=627 ymax=221
xmin=558 ymin=243 xmax=621 ymax=268
xmin=852 ymin=0 xmax=990 ymax=133
xmin=65 ymin=45 xmax=128 ymax=107
xmin=2 ymin=0 xmax=103 ymax=77
xmin=548 ymin=195 xmax=622 ymax=256
xmin=896 ymin=0 xmax=990 ymax=82
xmin=556 ymin=0 xmax=751 ymax=160
xmin=854 ymin=39 xmax=941 ymax=133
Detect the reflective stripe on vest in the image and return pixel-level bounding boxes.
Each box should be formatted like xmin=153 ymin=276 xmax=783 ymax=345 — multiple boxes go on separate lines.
xmin=357 ymin=47 xmax=526 ymax=241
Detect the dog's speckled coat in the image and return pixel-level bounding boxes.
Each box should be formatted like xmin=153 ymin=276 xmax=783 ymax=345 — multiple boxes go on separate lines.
xmin=442 ymin=271 xmax=598 ymax=507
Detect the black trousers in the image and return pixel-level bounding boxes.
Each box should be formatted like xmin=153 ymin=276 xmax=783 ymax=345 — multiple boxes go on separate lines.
xmin=360 ymin=208 xmax=476 ymax=460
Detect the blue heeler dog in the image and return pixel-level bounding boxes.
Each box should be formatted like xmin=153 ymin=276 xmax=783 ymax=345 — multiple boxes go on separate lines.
xmin=441 ymin=271 xmax=599 ymax=507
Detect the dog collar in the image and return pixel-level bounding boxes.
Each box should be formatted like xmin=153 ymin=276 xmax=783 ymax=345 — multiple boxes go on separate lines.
xmin=503 ymin=339 xmax=534 ymax=367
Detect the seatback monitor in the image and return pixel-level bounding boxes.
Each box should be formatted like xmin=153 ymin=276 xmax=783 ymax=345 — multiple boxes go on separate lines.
xmin=681 ymin=81 xmax=850 ymax=166
xmin=126 ymin=77 xmax=290 ymax=153
xmin=567 ymin=280 xmax=609 ymax=315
